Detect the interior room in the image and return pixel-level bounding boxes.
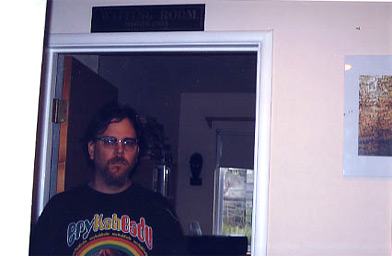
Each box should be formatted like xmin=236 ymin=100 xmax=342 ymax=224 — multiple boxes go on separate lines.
xmin=33 ymin=34 xmax=264 ymax=255
xmin=52 ymin=52 xmax=257 ymax=238
xmin=2 ymin=0 xmax=392 ymax=256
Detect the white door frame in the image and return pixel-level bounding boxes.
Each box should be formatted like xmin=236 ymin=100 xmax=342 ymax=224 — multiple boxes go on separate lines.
xmin=33 ymin=31 xmax=273 ymax=255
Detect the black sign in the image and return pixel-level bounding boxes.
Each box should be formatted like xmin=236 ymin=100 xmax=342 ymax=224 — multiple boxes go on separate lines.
xmin=91 ymin=4 xmax=205 ymax=32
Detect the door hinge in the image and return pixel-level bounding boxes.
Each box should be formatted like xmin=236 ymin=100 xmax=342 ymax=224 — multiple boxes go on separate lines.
xmin=52 ymin=99 xmax=67 ymax=123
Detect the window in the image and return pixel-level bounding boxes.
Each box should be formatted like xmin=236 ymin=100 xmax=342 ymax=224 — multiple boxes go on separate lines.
xmin=215 ymin=130 xmax=254 ymax=249
xmin=218 ymin=167 xmax=253 ymax=244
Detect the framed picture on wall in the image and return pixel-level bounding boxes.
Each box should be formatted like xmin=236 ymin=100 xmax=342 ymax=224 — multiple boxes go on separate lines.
xmin=344 ymin=56 xmax=392 ymax=177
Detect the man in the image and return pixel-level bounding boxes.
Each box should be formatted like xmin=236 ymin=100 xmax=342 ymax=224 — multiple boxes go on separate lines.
xmin=30 ymin=104 xmax=185 ymax=255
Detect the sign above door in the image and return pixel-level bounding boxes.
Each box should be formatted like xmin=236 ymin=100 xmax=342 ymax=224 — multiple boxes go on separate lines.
xmin=91 ymin=4 xmax=205 ymax=33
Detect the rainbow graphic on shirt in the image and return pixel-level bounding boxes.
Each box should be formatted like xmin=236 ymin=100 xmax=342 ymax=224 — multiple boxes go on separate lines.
xmin=67 ymin=214 xmax=153 ymax=255
xmin=75 ymin=236 xmax=145 ymax=256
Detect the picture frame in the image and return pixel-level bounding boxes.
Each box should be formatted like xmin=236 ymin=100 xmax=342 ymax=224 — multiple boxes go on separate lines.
xmin=344 ymin=56 xmax=392 ymax=177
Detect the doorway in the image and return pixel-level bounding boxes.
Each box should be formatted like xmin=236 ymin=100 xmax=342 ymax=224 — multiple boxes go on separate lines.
xmin=32 ymin=31 xmax=273 ymax=255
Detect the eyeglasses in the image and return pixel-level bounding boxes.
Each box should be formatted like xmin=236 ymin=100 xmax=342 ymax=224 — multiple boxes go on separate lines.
xmin=95 ymin=136 xmax=138 ymax=151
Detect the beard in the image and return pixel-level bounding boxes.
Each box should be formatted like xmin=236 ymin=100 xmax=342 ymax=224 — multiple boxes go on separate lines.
xmin=102 ymin=156 xmax=134 ymax=187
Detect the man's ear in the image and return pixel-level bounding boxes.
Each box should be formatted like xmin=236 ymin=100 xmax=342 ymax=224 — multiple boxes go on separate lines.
xmin=88 ymin=141 xmax=96 ymax=160
xmin=136 ymin=146 xmax=140 ymax=162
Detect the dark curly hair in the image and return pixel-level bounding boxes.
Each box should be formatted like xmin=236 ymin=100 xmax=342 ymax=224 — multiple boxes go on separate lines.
xmin=82 ymin=102 xmax=141 ymax=165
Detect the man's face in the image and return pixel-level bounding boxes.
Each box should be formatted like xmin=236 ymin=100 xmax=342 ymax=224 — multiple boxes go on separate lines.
xmin=88 ymin=118 xmax=139 ymax=187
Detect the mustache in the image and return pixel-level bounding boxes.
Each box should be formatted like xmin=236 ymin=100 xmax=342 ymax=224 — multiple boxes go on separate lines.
xmin=108 ymin=157 xmax=130 ymax=166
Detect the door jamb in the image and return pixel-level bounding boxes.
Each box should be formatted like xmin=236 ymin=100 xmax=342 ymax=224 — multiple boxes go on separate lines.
xmin=32 ymin=31 xmax=273 ymax=255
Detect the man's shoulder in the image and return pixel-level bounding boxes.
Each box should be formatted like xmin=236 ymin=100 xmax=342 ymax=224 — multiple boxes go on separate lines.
xmin=129 ymin=183 xmax=172 ymax=207
xmin=53 ymin=183 xmax=89 ymax=198
xmin=128 ymin=184 xmax=179 ymax=222
xmin=130 ymin=183 xmax=166 ymax=199
xmin=45 ymin=184 xmax=91 ymax=208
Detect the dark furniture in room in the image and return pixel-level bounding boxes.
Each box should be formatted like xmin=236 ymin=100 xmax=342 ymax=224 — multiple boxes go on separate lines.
xmin=187 ymin=235 xmax=248 ymax=256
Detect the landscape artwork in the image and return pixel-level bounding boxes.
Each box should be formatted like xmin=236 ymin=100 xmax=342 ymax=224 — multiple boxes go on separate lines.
xmin=358 ymin=75 xmax=392 ymax=156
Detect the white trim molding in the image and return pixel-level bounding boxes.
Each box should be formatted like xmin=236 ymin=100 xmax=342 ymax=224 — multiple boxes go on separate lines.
xmin=34 ymin=31 xmax=273 ymax=255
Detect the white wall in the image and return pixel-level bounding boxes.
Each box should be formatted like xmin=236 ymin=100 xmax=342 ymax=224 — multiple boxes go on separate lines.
xmin=47 ymin=0 xmax=392 ymax=255
xmin=0 ymin=0 xmax=47 ymax=254
xmin=177 ymin=93 xmax=255 ymax=235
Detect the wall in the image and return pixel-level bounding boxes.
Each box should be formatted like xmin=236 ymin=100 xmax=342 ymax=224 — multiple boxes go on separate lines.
xmin=47 ymin=0 xmax=392 ymax=255
xmin=0 ymin=0 xmax=47 ymax=254
xmin=177 ymin=93 xmax=256 ymax=234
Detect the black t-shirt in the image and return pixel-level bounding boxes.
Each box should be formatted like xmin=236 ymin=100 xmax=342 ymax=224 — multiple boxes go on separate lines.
xmin=30 ymin=184 xmax=186 ymax=256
